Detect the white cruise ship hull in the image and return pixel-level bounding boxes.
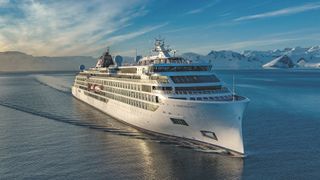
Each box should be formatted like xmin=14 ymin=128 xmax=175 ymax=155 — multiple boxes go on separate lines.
xmin=72 ymin=86 xmax=249 ymax=156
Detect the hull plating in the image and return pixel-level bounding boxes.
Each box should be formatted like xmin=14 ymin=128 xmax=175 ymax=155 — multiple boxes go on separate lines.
xmin=72 ymin=87 xmax=249 ymax=155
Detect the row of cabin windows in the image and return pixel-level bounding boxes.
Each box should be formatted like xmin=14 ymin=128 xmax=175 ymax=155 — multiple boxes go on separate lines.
xmin=89 ymin=88 xmax=158 ymax=111
xmin=175 ymin=86 xmax=222 ymax=91
xmin=82 ymin=83 xmax=158 ymax=103
xmin=88 ymin=73 xmax=141 ymax=80
xmin=101 ymin=86 xmax=159 ymax=103
xmin=118 ymin=68 xmax=137 ymax=74
xmin=75 ymin=80 xmax=87 ymax=86
xmin=89 ymin=78 xmax=153 ymax=93
xmin=76 ymin=77 xmax=87 ymax=81
xmin=152 ymin=86 xmax=173 ymax=91
xmin=88 ymin=79 xmax=103 ymax=85
xmin=150 ymin=76 xmax=169 ymax=83
xmin=113 ymin=94 xmax=158 ymax=111
xmin=84 ymin=91 xmax=107 ymax=102
xmin=103 ymin=80 xmax=143 ymax=91
xmin=189 ymin=96 xmax=233 ymax=101
xmin=152 ymin=66 xmax=210 ymax=72
xmin=86 ymin=78 xmax=172 ymax=95
xmin=171 ymin=75 xmax=220 ymax=84
xmin=188 ymin=95 xmax=245 ymax=101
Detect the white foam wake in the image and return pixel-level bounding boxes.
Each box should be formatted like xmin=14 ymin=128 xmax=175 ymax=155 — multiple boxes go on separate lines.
xmin=33 ymin=74 xmax=72 ymax=92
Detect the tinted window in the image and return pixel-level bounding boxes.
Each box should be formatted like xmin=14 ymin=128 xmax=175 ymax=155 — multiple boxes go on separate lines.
xmin=152 ymin=66 xmax=210 ymax=72
xmin=175 ymin=86 xmax=222 ymax=91
xmin=171 ymin=75 xmax=220 ymax=83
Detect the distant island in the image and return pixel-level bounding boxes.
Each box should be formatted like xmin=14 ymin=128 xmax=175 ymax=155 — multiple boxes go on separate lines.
xmin=0 ymin=51 xmax=96 ymax=72
xmin=1 ymin=46 xmax=320 ymax=72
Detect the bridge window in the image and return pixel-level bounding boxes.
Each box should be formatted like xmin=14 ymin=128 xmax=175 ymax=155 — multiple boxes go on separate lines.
xmin=171 ymin=75 xmax=220 ymax=83
xmin=175 ymin=86 xmax=222 ymax=91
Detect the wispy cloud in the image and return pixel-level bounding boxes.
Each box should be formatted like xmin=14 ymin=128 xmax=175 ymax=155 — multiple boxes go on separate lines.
xmin=185 ymin=1 xmax=218 ymax=15
xmin=0 ymin=0 xmax=9 ymax=6
xmin=0 ymin=0 xmax=159 ymax=56
xmin=68 ymin=23 xmax=168 ymax=56
xmin=234 ymin=2 xmax=320 ymax=21
xmin=107 ymin=23 xmax=168 ymax=44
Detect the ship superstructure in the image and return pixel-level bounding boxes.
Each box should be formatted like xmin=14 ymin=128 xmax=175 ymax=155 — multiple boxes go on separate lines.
xmin=72 ymin=39 xmax=249 ymax=155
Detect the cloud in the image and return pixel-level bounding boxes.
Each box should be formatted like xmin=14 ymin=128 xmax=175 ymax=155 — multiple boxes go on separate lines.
xmin=106 ymin=23 xmax=168 ymax=44
xmin=0 ymin=0 xmax=9 ymax=6
xmin=234 ymin=2 xmax=320 ymax=21
xmin=185 ymin=1 xmax=218 ymax=15
xmin=0 ymin=0 xmax=157 ymax=56
xmin=63 ymin=22 xmax=168 ymax=56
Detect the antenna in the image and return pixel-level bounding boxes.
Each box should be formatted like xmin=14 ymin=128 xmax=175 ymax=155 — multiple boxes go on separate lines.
xmin=172 ymin=49 xmax=177 ymax=57
xmin=232 ymin=75 xmax=235 ymax=101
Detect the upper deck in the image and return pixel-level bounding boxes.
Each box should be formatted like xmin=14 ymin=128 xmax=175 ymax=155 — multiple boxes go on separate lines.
xmin=73 ymin=39 xmax=249 ymax=103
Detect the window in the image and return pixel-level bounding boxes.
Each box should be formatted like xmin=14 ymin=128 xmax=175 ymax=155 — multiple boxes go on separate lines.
xmin=141 ymin=85 xmax=152 ymax=92
xmin=175 ymin=86 xmax=222 ymax=91
xmin=119 ymin=68 xmax=137 ymax=73
xmin=171 ymin=75 xmax=220 ymax=83
xmin=152 ymin=66 xmax=210 ymax=72
xmin=169 ymin=97 xmax=187 ymax=100
xmin=150 ymin=76 xmax=169 ymax=83
xmin=170 ymin=118 xmax=189 ymax=126
xmin=153 ymin=86 xmax=173 ymax=91
xmin=200 ymin=130 xmax=218 ymax=140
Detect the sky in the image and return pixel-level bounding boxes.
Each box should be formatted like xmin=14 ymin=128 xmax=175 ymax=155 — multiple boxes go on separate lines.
xmin=0 ymin=0 xmax=320 ymax=57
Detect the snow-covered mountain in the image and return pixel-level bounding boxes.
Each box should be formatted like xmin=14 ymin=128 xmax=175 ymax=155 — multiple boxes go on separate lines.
xmin=1 ymin=45 xmax=320 ymax=72
xmin=296 ymin=58 xmax=320 ymax=68
xmin=262 ymin=55 xmax=294 ymax=69
xmin=182 ymin=46 xmax=320 ymax=69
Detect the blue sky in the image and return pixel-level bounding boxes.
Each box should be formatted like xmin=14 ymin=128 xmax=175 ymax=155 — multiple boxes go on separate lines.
xmin=0 ymin=0 xmax=320 ymax=56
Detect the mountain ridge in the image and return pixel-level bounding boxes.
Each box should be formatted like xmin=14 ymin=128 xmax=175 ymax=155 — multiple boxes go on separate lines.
xmin=1 ymin=45 xmax=320 ymax=71
xmin=182 ymin=45 xmax=320 ymax=69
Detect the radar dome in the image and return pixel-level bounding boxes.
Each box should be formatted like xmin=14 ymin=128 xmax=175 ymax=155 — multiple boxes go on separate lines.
xmin=115 ymin=55 xmax=123 ymax=66
xmin=79 ymin=64 xmax=85 ymax=71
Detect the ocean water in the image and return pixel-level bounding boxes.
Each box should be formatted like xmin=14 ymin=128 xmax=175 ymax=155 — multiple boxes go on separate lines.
xmin=0 ymin=70 xmax=320 ymax=180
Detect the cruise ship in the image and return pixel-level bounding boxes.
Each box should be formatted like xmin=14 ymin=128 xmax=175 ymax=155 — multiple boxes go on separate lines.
xmin=72 ymin=39 xmax=249 ymax=156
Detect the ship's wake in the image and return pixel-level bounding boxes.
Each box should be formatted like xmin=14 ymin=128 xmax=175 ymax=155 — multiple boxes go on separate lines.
xmin=33 ymin=74 xmax=72 ymax=93
xmin=0 ymin=99 xmax=146 ymax=137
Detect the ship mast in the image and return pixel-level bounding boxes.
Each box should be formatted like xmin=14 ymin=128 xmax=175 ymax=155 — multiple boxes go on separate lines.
xmin=153 ymin=38 xmax=171 ymax=58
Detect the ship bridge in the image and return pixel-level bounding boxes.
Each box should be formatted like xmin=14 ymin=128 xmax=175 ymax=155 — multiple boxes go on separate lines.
xmin=138 ymin=39 xmax=191 ymax=66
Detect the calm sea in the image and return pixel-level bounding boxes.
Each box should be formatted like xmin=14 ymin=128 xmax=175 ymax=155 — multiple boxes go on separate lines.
xmin=0 ymin=70 xmax=320 ymax=179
